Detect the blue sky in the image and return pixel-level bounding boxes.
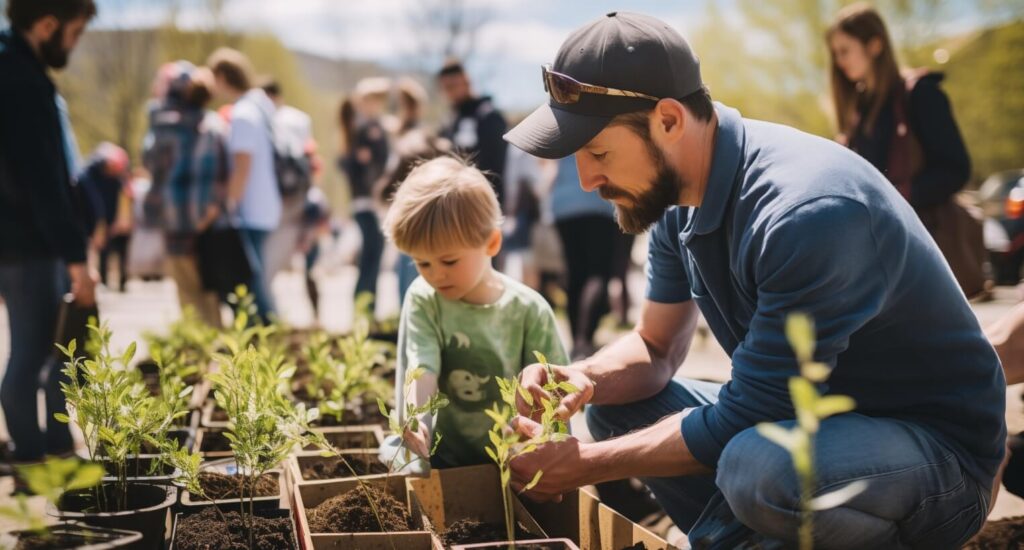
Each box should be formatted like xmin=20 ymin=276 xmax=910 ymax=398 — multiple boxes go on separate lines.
xmin=90 ymin=0 xmax=1007 ymax=110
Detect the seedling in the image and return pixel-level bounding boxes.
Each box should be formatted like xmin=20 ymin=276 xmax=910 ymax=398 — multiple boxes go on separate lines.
xmin=756 ymin=314 xmax=865 ymax=550
xmin=377 ymin=366 xmax=449 ymax=471
xmin=55 ymin=322 xmax=188 ymax=511
xmin=312 ymin=321 xmax=391 ymax=424
xmin=486 ymin=358 xmax=579 ymax=550
xmin=204 ymin=345 xmax=323 ymax=549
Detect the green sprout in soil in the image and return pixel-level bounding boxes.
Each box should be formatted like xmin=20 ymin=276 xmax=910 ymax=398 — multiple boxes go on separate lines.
xmin=755 ymin=314 xmax=866 ymax=550
xmin=486 ymin=351 xmax=579 ymax=549
xmin=377 ymin=366 xmax=449 ymax=471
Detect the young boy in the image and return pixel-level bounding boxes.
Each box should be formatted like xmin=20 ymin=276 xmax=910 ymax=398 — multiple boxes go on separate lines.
xmin=382 ymin=156 xmax=569 ymax=469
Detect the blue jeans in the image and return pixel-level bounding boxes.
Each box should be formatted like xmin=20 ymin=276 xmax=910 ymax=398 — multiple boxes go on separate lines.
xmin=586 ymin=378 xmax=989 ymax=549
xmin=397 ymin=253 xmax=418 ymax=307
xmin=354 ymin=211 xmax=383 ymax=307
xmin=239 ymin=228 xmax=275 ymax=322
xmin=0 ymin=259 xmax=74 ymax=460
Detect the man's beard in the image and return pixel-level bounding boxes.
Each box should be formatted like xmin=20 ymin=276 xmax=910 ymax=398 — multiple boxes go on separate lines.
xmin=602 ymin=144 xmax=685 ymax=235
xmin=40 ymin=25 xmax=71 ymax=69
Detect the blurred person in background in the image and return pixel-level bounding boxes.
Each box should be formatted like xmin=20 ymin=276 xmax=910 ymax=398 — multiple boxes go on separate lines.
xmin=78 ymin=142 xmax=132 ymax=292
xmin=550 ymin=156 xmax=617 ymax=359
xmin=437 ymin=60 xmax=508 ymax=207
xmin=208 ymin=47 xmax=281 ymax=322
xmin=0 ymin=0 xmax=97 ymax=474
xmin=339 ymin=77 xmax=391 ymax=314
xmin=827 ymin=3 xmax=986 ymax=299
xmin=502 ymin=137 xmax=545 ymax=291
xmin=261 ymin=78 xmax=317 ymax=287
xmin=143 ymin=61 xmax=228 ymax=327
xmin=380 ymin=76 xmax=451 ymax=305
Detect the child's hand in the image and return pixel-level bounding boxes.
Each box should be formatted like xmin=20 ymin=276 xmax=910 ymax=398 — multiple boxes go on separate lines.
xmin=402 ymin=423 xmax=431 ymax=459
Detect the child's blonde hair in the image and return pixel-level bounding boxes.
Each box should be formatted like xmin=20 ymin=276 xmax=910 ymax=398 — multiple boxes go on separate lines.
xmin=383 ymin=156 xmax=502 ymax=254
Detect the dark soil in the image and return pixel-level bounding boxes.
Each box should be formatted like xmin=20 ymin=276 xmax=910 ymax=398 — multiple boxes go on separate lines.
xmin=199 ymin=430 xmax=232 ymax=452
xmin=439 ymin=519 xmax=535 ymax=547
xmin=173 ymin=506 xmax=294 ymax=550
xmin=196 ymin=472 xmax=278 ymax=500
xmin=620 ymin=544 xmax=647 ymax=550
xmin=964 ymin=516 xmax=1024 ymax=549
xmin=306 ymin=483 xmax=410 ymax=533
xmin=300 ymin=456 xmax=389 ymax=480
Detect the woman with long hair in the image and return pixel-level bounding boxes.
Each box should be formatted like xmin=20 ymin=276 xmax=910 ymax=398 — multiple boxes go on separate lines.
xmin=338 ymin=78 xmax=390 ymax=314
xmin=827 ymin=3 xmax=983 ymax=296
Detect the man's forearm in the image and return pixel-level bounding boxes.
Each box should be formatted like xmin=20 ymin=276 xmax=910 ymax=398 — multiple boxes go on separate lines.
xmin=579 ymin=411 xmax=710 ymax=483
xmin=574 ymin=331 xmax=675 ymax=405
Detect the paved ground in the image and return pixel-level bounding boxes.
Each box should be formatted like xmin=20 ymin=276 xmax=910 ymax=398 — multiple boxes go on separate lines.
xmin=1 ymin=255 xmax=1022 ymax=540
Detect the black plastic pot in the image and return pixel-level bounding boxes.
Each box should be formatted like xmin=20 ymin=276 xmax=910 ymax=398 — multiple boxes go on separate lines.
xmin=53 ymin=483 xmax=176 ymax=550
xmin=168 ymin=508 xmax=298 ymax=549
xmin=101 ymin=455 xmax=180 ymax=485
xmin=2 ymin=522 xmax=142 ymax=549
xmin=176 ymin=458 xmax=285 ymax=515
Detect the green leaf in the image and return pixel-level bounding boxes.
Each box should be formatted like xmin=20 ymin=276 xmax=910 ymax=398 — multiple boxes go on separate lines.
xmin=485 ymin=446 xmax=498 ymax=463
xmin=557 ymin=382 xmax=580 ymax=394
xmin=488 ymin=429 xmax=502 ymax=449
xmin=814 ymin=395 xmax=857 ymax=419
xmin=66 ymin=464 xmax=104 ymax=491
xmin=810 ymin=480 xmax=867 ymax=511
xmin=521 ymin=468 xmax=544 ymax=493
xmin=788 ymin=377 xmax=818 ymax=413
xmin=53 ymin=413 xmax=71 ymax=424
xmin=407 ymin=367 xmax=425 ymax=384
xmin=802 ymin=361 xmax=832 ymax=383
xmin=785 ymin=313 xmax=815 ymax=364
xmin=532 ymin=351 xmax=548 ymax=366
xmin=122 ymin=341 xmax=137 ymax=366
xmin=377 ymin=397 xmax=389 ymax=418
xmin=756 ymin=422 xmax=798 ymax=451
xmin=517 ymin=384 xmax=534 ymax=407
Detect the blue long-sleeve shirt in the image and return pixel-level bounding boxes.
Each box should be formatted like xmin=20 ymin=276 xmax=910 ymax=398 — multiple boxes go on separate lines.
xmin=648 ymin=103 xmax=1006 ymax=489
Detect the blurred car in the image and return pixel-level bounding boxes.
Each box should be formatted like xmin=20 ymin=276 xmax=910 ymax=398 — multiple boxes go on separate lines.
xmin=978 ymin=169 xmax=1024 ymax=285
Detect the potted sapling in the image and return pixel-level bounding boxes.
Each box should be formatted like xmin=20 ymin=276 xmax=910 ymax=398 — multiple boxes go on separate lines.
xmin=52 ymin=324 xmax=178 ymax=549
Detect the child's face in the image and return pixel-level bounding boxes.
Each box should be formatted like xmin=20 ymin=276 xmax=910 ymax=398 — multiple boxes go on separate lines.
xmin=411 ymin=230 xmax=502 ymax=304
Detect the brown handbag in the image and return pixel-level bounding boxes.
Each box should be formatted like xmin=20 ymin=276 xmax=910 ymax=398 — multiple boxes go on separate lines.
xmin=889 ymin=71 xmax=989 ymax=298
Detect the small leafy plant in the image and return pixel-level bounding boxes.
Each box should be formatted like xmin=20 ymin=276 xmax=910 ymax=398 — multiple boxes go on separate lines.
xmin=756 ymin=314 xmax=864 ymax=550
xmin=143 ymin=305 xmax=218 ymax=383
xmin=307 ymin=321 xmax=391 ymax=425
xmin=377 ymin=366 xmax=449 ymax=471
xmin=55 ymin=323 xmax=188 ymax=511
xmin=485 ymin=351 xmax=579 ymax=549
xmin=0 ymin=457 xmax=104 ymax=539
xmin=202 ymin=345 xmax=323 ymax=549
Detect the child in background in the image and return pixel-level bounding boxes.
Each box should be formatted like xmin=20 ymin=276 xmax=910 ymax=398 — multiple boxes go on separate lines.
xmin=381 ymin=156 xmax=568 ymax=469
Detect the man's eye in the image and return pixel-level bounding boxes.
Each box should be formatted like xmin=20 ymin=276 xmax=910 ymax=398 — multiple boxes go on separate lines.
xmin=592 ymin=152 xmax=607 ymax=161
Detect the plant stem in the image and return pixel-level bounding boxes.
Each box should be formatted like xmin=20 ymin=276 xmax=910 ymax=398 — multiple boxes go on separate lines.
xmin=501 ymin=475 xmax=515 ymax=550
xmin=798 ymin=439 xmax=816 ymax=550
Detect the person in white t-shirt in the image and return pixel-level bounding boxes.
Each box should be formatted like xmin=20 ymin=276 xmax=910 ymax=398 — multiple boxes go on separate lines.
xmin=208 ymin=48 xmax=281 ymax=321
xmin=260 ymin=78 xmax=315 ymax=287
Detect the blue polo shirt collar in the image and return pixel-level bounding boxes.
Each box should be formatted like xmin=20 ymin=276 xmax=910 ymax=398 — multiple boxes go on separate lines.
xmin=682 ymin=103 xmax=745 ymax=243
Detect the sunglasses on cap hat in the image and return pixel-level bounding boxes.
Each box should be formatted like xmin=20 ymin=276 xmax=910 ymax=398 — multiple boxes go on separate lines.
xmin=542 ymin=64 xmax=660 ymax=105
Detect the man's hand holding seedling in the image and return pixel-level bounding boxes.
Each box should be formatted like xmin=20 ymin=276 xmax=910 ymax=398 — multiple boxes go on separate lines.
xmin=516 ymin=353 xmax=594 ymax=421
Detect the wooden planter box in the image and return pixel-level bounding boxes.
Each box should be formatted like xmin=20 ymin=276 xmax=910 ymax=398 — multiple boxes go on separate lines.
xmin=406 ymin=464 xmax=547 ymax=550
xmin=193 ymin=428 xmax=233 ymax=460
xmin=179 ymin=458 xmax=288 ymax=513
xmin=293 ymin=475 xmax=432 ymax=550
xmin=303 ymin=425 xmax=384 ymax=451
xmin=286 ymin=449 xmax=385 ymax=483
xmin=451 ymin=539 xmax=579 ymax=550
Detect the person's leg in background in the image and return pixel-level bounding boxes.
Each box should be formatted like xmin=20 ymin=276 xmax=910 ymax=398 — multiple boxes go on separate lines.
xmin=239 ymin=228 xmax=274 ymax=322
xmin=353 ymin=210 xmax=384 ymax=313
xmin=166 ymin=254 xmax=222 ymax=328
xmin=556 ymin=217 xmax=587 ymax=356
xmin=111 ymin=235 xmax=129 ymax=292
xmin=577 ymin=216 xmax=615 ymax=348
xmin=0 ymin=259 xmax=71 ymax=463
xmin=98 ymin=241 xmax=111 ymax=288
xmin=610 ymin=230 xmax=636 ymax=327
xmin=305 ymin=241 xmax=321 ymax=323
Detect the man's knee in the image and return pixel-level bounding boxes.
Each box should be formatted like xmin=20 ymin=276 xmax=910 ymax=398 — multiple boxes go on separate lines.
xmin=717 ymin=426 xmax=802 ymax=538
xmin=585 ymin=404 xmax=618 ymax=442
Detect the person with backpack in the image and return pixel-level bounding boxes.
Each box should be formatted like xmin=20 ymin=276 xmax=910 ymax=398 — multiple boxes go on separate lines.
xmin=143 ymin=61 xmax=228 ymax=327
xmin=208 ymin=47 xmax=280 ymax=321
xmin=827 ymin=3 xmax=988 ymax=299
xmin=261 ymin=78 xmax=316 ymax=287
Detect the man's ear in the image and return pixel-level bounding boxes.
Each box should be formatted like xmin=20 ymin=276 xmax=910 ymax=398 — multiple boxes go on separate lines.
xmin=32 ymin=15 xmax=61 ymax=43
xmin=651 ymin=98 xmax=687 ymax=146
xmin=485 ymin=228 xmax=502 ymax=257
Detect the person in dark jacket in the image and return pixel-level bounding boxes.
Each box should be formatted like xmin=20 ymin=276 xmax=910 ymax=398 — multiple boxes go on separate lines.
xmin=339 ymin=78 xmax=390 ymax=312
xmin=437 ymin=60 xmax=508 ymax=206
xmin=78 ymin=142 xmax=132 ymax=292
xmin=0 ymin=0 xmax=97 ymax=468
